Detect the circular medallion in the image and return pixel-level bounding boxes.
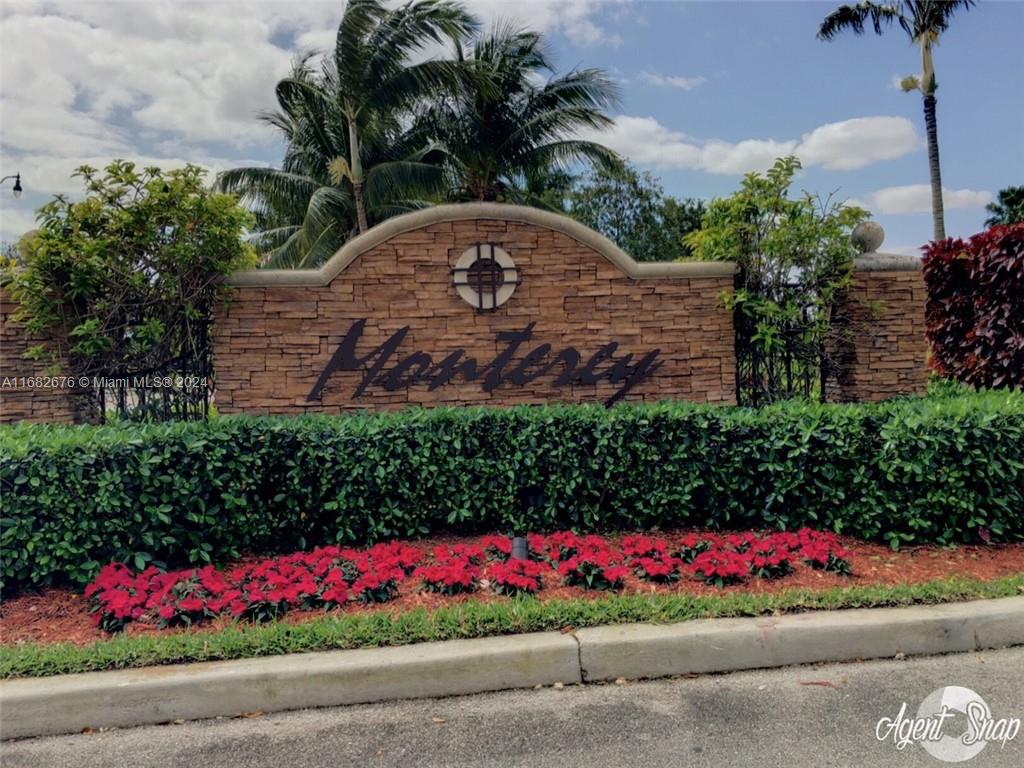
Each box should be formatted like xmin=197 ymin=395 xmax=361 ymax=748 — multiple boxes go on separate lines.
xmin=453 ymin=243 xmax=518 ymax=311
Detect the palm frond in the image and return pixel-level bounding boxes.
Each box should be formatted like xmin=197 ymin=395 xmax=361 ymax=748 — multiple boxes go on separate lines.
xmin=215 ymin=167 xmax=321 ymax=219
xmin=247 ymin=224 xmax=301 ymax=256
xmin=817 ymin=2 xmax=903 ymax=40
xmin=364 ymin=159 xmax=445 ymax=205
xmin=368 ymin=58 xmax=467 ymax=115
xmin=335 ymin=0 xmax=383 ymax=96
xmin=907 ymin=0 xmax=975 ymax=37
xmin=520 ymin=140 xmax=621 ymax=176
xmin=364 ymin=0 xmax=477 ymax=88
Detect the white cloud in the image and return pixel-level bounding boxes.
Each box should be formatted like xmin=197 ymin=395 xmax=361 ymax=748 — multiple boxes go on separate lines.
xmin=638 ymin=72 xmax=706 ymax=91
xmin=584 ymin=114 xmax=920 ymax=175
xmin=0 ymin=207 xmax=39 ymax=245
xmin=795 ymin=117 xmax=921 ymax=170
xmin=585 ymin=116 xmax=703 ymax=168
xmin=701 ymin=138 xmax=798 ymax=175
xmin=858 ymin=184 xmax=992 ymax=215
xmin=0 ymin=1 xmax=624 ymax=243
xmin=410 ymin=0 xmax=625 ymax=46
xmin=0 ymin=7 xmax=296 ymax=150
xmin=0 ymin=1 xmax=622 ymax=162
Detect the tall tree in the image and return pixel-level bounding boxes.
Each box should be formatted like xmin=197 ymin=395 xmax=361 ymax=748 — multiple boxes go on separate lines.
xmin=321 ymin=0 xmax=474 ymax=231
xmin=568 ymin=163 xmax=704 ymax=261
xmin=430 ymin=24 xmax=620 ymax=203
xmin=217 ymin=0 xmax=475 ymax=266
xmin=985 ymin=186 xmax=1024 ymax=227
xmin=818 ymin=1 xmax=975 ymax=241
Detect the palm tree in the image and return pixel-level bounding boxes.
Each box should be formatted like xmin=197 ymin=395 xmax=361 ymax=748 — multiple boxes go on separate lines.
xmin=984 ymin=186 xmax=1024 ymax=227
xmin=218 ymin=56 xmax=448 ymax=267
xmin=217 ymin=0 xmax=475 ymax=265
xmin=429 ymin=24 xmax=621 ymax=204
xmin=818 ymin=1 xmax=975 ymax=241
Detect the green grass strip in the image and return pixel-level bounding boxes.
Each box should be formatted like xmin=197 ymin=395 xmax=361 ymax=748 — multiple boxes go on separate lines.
xmin=3 ymin=574 xmax=1022 ymax=679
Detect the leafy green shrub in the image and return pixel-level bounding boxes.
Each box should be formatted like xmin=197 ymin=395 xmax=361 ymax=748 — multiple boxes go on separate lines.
xmin=4 ymin=161 xmax=255 ymax=422
xmin=2 ymin=391 xmax=1022 ymax=592
xmin=684 ymin=156 xmax=869 ymax=405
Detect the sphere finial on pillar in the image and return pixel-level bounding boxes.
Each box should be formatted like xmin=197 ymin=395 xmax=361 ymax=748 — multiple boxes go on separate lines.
xmin=851 ymin=221 xmax=885 ymax=253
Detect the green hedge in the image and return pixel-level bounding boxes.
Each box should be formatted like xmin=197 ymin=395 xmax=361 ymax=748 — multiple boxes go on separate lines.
xmin=2 ymin=391 xmax=1023 ymax=591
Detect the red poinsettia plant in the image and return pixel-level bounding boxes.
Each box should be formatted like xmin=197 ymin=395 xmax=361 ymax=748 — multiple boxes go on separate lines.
xmin=796 ymin=529 xmax=852 ymax=576
xmin=487 ymin=559 xmax=547 ymax=595
xmin=414 ymin=546 xmax=480 ymax=595
xmin=83 ymin=528 xmax=853 ymax=634
xmin=552 ymin=534 xmax=629 ymax=590
xmin=622 ymin=534 xmax=681 ymax=583
xmin=689 ymin=549 xmax=750 ymax=586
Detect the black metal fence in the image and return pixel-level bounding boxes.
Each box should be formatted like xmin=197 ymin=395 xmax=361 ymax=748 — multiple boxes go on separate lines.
xmin=77 ymin=320 xmax=213 ymax=423
xmin=733 ymin=277 xmax=833 ymax=407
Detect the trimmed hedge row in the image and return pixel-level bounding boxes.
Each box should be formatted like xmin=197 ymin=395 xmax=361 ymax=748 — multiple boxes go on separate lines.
xmin=2 ymin=390 xmax=1023 ymax=591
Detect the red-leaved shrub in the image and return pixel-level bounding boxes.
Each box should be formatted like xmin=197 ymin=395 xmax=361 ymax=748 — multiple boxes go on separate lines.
xmin=923 ymin=224 xmax=1024 ymax=389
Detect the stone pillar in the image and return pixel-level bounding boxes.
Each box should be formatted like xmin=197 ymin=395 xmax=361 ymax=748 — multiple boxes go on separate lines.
xmin=0 ymin=289 xmax=79 ymax=424
xmin=828 ymin=223 xmax=929 ymax=402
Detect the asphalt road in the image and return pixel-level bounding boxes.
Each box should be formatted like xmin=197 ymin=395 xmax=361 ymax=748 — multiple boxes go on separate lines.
xmin=3 ymin=648 xmax=1022 ymax=768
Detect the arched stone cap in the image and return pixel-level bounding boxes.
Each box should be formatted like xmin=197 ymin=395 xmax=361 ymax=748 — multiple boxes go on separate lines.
xmin=227 ymin=202 xmax=737 ymax=286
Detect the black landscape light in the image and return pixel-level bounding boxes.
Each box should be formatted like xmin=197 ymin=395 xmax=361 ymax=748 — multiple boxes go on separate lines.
xmin=511 ymin=536 xmax=528 ymax=561
xmin=1 ymin=173 xmax=22 ymax=198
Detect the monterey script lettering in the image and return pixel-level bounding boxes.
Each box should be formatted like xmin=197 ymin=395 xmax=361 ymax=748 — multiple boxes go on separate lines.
xmin=307 ymin=320 xmax=662 ymax=406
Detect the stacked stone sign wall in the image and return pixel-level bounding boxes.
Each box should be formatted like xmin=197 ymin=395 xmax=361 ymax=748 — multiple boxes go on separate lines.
xmin=0 ymin=205 xmax=931 ymax=423
xmin=0 ymin=289 xmax=78 ymax=424
xmin=212 ymin=204 xmax=738 ymax=413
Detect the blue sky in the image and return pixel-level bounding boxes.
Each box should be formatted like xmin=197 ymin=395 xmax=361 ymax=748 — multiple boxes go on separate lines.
xmin=1 ymin=0 xmax=1021 ymax=255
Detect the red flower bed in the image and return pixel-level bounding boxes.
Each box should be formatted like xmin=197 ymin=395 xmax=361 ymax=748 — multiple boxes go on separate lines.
xmin=691 ymin=550 xmax=750 ymax=586
xmin=83 ymin=528 xmax=853 ymax=634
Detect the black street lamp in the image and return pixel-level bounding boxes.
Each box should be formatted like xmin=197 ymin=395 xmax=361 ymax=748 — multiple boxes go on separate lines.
xmin=1 ymin=173 xmax=23 ymax=198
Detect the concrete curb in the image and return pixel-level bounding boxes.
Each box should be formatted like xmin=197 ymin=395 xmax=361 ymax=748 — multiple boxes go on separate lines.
xmin=0 ymin=632 xmax=581 ymax=740
xmin=3 ymin=598 xmax=1022 ymax=740
xmin=575 ymin=597 xmax=1024 ymax=682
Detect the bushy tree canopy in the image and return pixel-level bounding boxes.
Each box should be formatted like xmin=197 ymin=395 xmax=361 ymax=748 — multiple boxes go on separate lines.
xmin=567 ymin=163 xmax=704 ymax=262
xmin=5 ymin=161 xmax=255 ymax=421
xmin=685 ymin=156 xmax=868 ymax=403
xmin=430 ymin=23 xmax=620 ymax=204
xmin=218 ymin=3 xmax=621 ymax=267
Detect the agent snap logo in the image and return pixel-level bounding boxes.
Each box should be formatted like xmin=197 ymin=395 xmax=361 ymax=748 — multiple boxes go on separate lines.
xmin=875 ymin=685 xmax=1020 ymax=762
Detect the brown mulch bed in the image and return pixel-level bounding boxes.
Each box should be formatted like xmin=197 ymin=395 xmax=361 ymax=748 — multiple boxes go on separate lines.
xmin=3 ymin=531 xmax=1023 ymax=648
